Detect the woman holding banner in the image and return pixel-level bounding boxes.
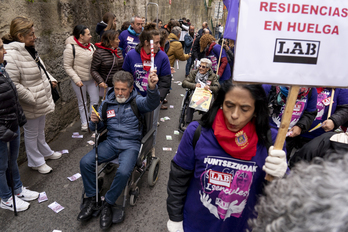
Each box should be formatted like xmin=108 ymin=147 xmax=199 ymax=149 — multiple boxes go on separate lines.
xmin=200 ymin=34 xmax=231 ymax=84
xmin=167 ymin=82 xmax=287 ymax=232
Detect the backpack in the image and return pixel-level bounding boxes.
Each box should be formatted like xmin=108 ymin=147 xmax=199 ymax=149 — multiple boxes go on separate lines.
xmin=164 ymin=38 xmax=179 ymax=54
xmin=101 ymin=97 xmax=146 ymax=135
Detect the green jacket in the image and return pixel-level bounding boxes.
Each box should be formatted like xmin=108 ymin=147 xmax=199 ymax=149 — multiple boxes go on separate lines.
xmin=182 ymin=69 xmax=220 ymax=96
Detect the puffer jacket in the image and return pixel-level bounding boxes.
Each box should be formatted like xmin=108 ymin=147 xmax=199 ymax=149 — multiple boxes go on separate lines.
xmin=90 ymin=85 xmax=160 ymax=150
xmin=63 ymin=36 xmax=95 ymax=83
xmin=182 ymin=69 xmax=220 ymax=96
xmin=3 ymin=41 xmax=56 ymax=119
xmin=0 ymin=65 xmax=27 ymax=142
xmin=167 ymin=33 xmax=190 ymax=67
xmin=90 ymin=45 xmax=124 ymax=87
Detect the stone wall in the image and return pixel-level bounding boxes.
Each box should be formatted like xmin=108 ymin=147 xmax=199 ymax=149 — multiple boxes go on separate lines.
xmin=0 ymin=0 xmax=208 ymax=163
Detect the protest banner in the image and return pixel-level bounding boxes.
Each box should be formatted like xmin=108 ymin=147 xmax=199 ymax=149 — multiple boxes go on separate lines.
xmin=231 ymin=0 xmax=348 ymax=180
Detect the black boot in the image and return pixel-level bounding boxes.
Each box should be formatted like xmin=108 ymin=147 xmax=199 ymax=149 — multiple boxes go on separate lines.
xmin=77 ymin=196 xmax=97 ymax=221
xmin=100 ymin=201 xmax=113 ymax=230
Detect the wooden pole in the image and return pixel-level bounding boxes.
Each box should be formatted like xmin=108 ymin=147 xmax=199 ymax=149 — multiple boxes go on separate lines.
xmin=265 ymin=85 xmax=300 ymax=182
xmin=216 ymin=38 xmax=225 ymax=80
xmin=327 ymin=88 xmax=335 ymax=119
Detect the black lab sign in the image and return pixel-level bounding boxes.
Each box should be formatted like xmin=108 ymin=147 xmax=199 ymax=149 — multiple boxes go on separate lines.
xmin=233 ymin=0 xmax=348 ymax=87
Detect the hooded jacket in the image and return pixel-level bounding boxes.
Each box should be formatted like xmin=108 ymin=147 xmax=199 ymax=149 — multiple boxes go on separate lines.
xmin=3 ymin=41 xmax=56 ymax=119
xmin=89 ymin=85 xmax=160 ymax=150
xmin=167 ymin=33 xmax=190 ymax=67
xmin=63 ymin=36 xmax=95 ymax=84
xmin=0 ymin=64 xmax=27 ymax=142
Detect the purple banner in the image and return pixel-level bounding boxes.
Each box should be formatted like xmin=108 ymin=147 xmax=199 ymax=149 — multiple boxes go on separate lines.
xmin=223 ymin=0 xmax=239 ymax=40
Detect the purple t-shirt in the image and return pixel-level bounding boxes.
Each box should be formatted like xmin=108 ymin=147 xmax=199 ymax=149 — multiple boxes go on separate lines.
xmin=119 ymin=30 xmax=140 ymax=58
xmin=207 ymin=44 xmax=231 ymax=82
xmin=122 ymin=49 xmax=171 ymax=96
xmin=263 ymin=85 xmax=318 ymax=130
xmin=301 ymin=88 xmax=348 ymax=139
xmin=173 ymin=121 xmax=275 ymax=232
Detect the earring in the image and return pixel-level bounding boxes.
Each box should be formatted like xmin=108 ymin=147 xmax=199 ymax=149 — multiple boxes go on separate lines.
xmin=220 ymin=106 xmax=222 ymax=109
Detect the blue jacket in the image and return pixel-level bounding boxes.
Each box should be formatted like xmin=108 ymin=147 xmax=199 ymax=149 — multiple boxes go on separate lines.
xmin=89 ymin=86 xmax=160 ymax=150
xmin=184 ymin=33 xmax=193 ymax=54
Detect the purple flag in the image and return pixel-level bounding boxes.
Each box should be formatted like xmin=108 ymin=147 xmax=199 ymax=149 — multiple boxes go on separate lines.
xmin=223 ymin=0 xmax=239 ymax=40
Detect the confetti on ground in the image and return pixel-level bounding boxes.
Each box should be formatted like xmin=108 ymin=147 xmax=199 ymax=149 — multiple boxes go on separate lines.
xmin=163 ymin=147 xmax=172 ymax=151
xmin=166 ymin=135 xmax=173 ymax=140
xmin=38 ymin=192 xmax=48 ymax=203
xmin=170 ymin=105 xmax=174 ymax=108
xmin=180 ymin=94 xmax=184 ymax=97
xmin=174 ymin=130 xmax=180 ymax=135
xmin=48 ymin=202 xmax=64 ymax=213
xmin=164 ymin=116 xmax=170 ymax=121
xmin=72 ymin=132 xmax=83 ymax=138
xmin=56 ymin=150 xmax=69 ymax=154
xmin=87 ymin=140 xmax=95 ymax=145
xmin=67 ymin=173 xmax=82 ymax=182
xmin=160 ymin=118 xmax=165 ymax=122
xmin=91 ymin=133 xmax=95 ymax=138
xmin=174 ymin=81 xmax=180 ymax=84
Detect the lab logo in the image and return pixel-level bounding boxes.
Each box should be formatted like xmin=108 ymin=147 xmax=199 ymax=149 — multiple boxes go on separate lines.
xmin=208 ymin=170 xmax=232 ymax=188
xmin=273 ymin=39 xmax=320 ymax=65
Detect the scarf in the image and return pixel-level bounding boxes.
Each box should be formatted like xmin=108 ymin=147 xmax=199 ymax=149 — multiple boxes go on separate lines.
xmin=128 ymin=25 xmax=141 ymax=37
xmin=140 ymin=47 xmax=156 ymax=72
xmin=316 ymin=87 xmax=324 ymax=94
xmin=195 ymin=70 xmax=209 ymax=84
xmin=206 ymin=42 xmax=216 ymax=56
xmin=74 ymin=37 xmax=91 ymax=51
xmin=95 ymin=43 xmax=120 ymax=58
xmin=212 ymin=109 xmax=258 ymax=161
xmin=0 ymin=62 xmax=5 ymax=74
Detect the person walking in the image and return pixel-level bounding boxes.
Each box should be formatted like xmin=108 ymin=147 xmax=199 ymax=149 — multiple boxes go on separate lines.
xmin=2 ymin=16 xmax=62 ymax=174
xmin=63 ymin=25 xmax=98 ymax=132
xmin=184 ymin=25 xmax=195 ymax=77
xmin=118 ymin=16 xmax=143 ymax=58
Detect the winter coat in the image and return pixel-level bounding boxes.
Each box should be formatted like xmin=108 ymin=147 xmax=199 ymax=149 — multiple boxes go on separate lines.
xmin=184 ymin=33 xmax=194 ymax=54
xmin=90 ymin=86 xmax=160 ymax=151
xmin=182 ymin=69 xmax=220 ymax=96
xmin=63 ymin=36 xmax=95 ymax=84
xmin=3 ymin=42 xmax=56 ymax=119
xmin=167 ymin=33 xmax=190 ymax=67
xmin=90 ymin=46 xmax=123 ymax=87
xmin=0 ymin=66 xmax=27 ymax=142
xmin=96 ymin=21 xmax=107 ymax=37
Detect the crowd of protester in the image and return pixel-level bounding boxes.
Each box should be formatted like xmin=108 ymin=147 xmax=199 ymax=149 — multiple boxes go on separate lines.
xmin=1 ymin=11 xmax=348 ymax=232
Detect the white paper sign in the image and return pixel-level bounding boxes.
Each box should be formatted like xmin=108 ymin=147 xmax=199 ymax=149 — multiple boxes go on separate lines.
xmin=234 ymin=0 xmax=348 ymax=87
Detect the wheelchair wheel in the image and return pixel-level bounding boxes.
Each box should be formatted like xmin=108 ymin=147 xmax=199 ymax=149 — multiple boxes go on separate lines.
xmin=129 ymin=186 xmax=139 ymax=206
xmin=148 ymin=158 xmax=160 ymax=187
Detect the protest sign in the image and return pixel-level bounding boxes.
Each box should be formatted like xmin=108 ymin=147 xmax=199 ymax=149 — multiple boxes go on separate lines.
xmin=233 ymin=0 xmax=348 ymax=87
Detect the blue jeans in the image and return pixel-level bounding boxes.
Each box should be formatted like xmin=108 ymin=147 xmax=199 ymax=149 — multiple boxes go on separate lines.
xmin=0 ymin=127 xmax=23 ymax=201
xmin=185 ymin=57 xmax=192 ymax=76
xmin=80 ymin=139 xmax=138 ymax=205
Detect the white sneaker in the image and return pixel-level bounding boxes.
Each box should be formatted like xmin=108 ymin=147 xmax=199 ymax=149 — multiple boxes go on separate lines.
xmin=44 ymin=152 xmax=62 ymax=160
xmin=1 ymin=196 xmax=30 ymax=212
xmin=81 ymin=124 xmax=88 ymax=132
xmin=16 ymin=187 xmax=39 ymax=201
xmin=32 ymin=163 xmax=53 ymax=174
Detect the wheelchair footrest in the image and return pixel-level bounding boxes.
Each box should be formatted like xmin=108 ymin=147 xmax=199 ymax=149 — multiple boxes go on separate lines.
xmin=112 ymin=205 xmax=125 ymax=224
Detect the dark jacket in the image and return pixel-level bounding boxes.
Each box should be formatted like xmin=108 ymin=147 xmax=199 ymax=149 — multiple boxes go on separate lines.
xmin=191 ymin=35 xmax=205 ymax=61
xmin=182 ymin=69 xmax=220 ymax=96
xmin=0 ymin=65 xmax=27 ymax=142
xmin=90 ymin=86 xmax=160 ymax=151
xmin=90 ymin=47 xmax=124 ymax=87
xmin=96 ymin=21 xmax=107 ymax=37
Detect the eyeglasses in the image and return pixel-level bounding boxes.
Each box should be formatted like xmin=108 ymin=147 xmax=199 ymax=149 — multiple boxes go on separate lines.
xmin=199 ymin=65 xmax=207 ymax=69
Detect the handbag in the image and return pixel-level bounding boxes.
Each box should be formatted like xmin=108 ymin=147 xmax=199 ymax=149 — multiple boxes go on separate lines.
xmin=35 ymin=56 xmax=60 ymax=102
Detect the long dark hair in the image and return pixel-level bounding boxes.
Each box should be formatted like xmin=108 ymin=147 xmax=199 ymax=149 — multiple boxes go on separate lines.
xmin=101 ymin=30 xmax=119 ymax=48
xmin=73 ymin=25 xmax=88 ymax=39
xmin=201 ymin=81 xmax=270 ymax=145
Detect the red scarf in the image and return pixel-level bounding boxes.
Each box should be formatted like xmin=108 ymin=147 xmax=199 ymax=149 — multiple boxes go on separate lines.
xmin=140 ymin=47 xmax=156 ymax=72
xmin=316 ymin=87 xmax=324 ymax=94
xmin=160 ymin=46 xmax=164 ymax=51
xmin=206 ymin=42 xmax=216 ymax=56
xmin=74 ymin=37 xmax=91 ymax=51
xmin=95 ymin=43 xmax=120 ymax=58
xmin=212 ymin=109 xmax=258 ymax=161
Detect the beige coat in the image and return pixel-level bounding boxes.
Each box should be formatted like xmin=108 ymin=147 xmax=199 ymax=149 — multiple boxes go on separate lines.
xmin=167 ymin=33 xmax=190 ymax=67
xmin=63 ymin=36 xmax=95 ymax=83
xmin=4 ymin=42 xmax=56 ymax=119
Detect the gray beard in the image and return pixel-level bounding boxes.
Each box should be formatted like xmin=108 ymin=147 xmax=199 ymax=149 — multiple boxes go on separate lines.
xmin=116 ymin=97 xmax=127 ymax=103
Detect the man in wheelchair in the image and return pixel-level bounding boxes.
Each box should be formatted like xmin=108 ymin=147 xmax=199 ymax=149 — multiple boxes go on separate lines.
xmin=77 ymin=70 xmax=160 ymax=230
xmin=182 ymin=58 xmax=220 ymax=129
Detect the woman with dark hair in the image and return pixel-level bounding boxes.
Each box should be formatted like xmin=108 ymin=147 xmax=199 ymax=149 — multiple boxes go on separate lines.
xmin=120 ymin=21 xmax=131 ymax=32
xmin=166 ymin=82 xmax=287 ymax=232
xmin=63 ymin=25 xmax=98 ymax=132
xmin=122 ymin=23 xmax=171 ymax=156
xmin=2 ymin=16 xmax=61 ymax=174
xmin=0 ymin=38 xmax=39 ymax=212
xmin=91 ymin=30 xmax=123 ymax=97
xmin=200 ymin=34 xmax=231 ymax=84
xmin=95 ymin=12 xmax=117 ymax=38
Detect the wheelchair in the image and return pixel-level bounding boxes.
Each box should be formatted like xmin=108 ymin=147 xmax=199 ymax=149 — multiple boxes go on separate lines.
xmin=178 ymin=89 xmax=193 ymax=133
xmin=80 ymin=110 xmax=160 ymax=224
